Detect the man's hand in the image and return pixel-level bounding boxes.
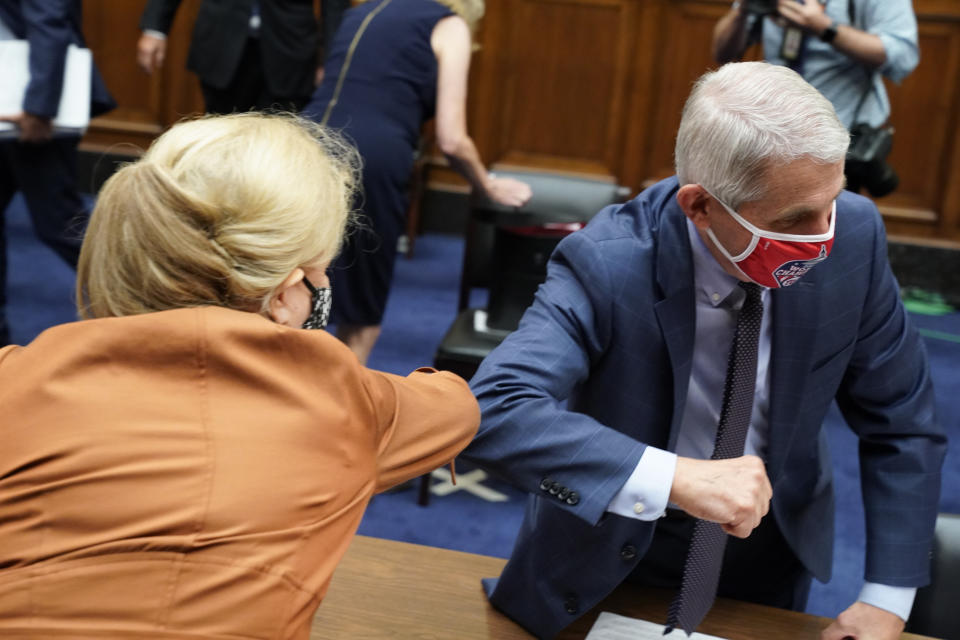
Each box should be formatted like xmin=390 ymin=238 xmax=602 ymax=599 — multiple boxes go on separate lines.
xmin=137 ymin=33 xmax=167 ymax=74
xmin=821 ymin=601 xmax=905 ymax=640
xmin=669 ymin=455 xmax=772 ymax=538
xmin=777 ymin=0 xmax=832 ymax=35
xmin=0 ymin=112 xmax=53 ymax=143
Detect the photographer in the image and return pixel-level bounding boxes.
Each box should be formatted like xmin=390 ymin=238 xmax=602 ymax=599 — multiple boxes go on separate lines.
xmin=712 ymin=0 xmax=918 ymax=197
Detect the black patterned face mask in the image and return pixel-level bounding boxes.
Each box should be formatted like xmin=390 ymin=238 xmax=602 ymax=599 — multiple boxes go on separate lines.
xmin=300 ymin=276 xmax=332 ymax=330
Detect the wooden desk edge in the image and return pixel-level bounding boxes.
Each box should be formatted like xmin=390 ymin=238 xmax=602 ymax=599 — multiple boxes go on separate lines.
xmin=312 ymin=536 xmax=936 ymax=640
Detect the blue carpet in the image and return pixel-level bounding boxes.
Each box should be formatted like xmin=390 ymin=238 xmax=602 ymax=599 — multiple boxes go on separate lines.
xmin=5 ymin=193 xmax=958 ymax=620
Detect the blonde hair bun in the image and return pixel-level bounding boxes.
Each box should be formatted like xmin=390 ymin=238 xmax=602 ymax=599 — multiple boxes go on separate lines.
xmin=77 ymin=113 xmax=359 ymax=319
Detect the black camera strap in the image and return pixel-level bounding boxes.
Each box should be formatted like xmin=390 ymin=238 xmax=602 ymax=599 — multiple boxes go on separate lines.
xmin=851 ymin=83 xmax=874 ymax=126
xmin=846 ymin=0 xmax=881 ymax=126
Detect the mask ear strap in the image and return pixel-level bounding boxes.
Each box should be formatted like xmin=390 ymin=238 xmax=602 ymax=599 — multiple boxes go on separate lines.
xmin=713 ymin=191 xmax=837 ymax=243
xmin=704 ymin=206 xmax=759 ymax=262
xmin=301 ymin=276 xmax=319 ymax=295
xmin=704 ymin=227 xmax=757 ymax=283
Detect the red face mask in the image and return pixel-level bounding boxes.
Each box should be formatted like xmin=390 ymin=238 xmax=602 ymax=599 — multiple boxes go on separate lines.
xmin=704 ymin=192 xmax=835 ymax=289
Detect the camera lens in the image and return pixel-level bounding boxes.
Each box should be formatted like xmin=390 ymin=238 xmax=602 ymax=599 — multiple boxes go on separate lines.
xmin=744 ymin=0 xmax=778 ymax=14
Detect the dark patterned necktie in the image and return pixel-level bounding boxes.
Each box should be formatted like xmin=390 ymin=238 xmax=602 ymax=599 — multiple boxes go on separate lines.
xmin=665 ymin=282 xmax=764 ymax=636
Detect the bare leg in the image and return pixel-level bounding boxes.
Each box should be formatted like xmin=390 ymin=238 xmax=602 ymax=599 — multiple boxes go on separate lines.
xmin=336 ymin=324 xmax=382 ymax=366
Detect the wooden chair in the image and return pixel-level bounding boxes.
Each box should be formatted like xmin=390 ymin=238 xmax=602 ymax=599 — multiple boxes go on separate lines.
xmin=400 ymin=123 xmax=436 ymax=258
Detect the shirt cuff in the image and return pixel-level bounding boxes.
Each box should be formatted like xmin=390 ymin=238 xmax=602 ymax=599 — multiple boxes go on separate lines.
xmin=606 ymin=446 xmax=677 ymax=521
xmin=858 ymin=582 xmax=917 ymax=622
xmin=876 ymin=32 xmax=919 ymax=83
xmin=142 ymin=29 xmax=167 ymax=40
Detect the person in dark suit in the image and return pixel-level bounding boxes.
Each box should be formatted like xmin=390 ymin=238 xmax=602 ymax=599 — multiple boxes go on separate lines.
xmin=136 ymin=0 xmax=337 ymax=114
xmin=462 ymin=61 xmax=947 ymax=640
xmin=0 ymin=0 xmax=114 ymax=346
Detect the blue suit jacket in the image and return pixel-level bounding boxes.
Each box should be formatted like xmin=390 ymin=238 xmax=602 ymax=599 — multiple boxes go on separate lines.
xmin=0 ymin=0 xmax=114 ymax=119
xmin=463 ymin=177 xmax=946 ymax=639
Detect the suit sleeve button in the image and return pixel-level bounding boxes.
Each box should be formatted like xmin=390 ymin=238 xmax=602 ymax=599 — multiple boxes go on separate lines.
xmin=539 ymin=477 xmax=553 ymax=491
xmin=548 ymin=482 xmax=562 ymax=495
xmin=563 ymin=595 xmax=579 ymax=615
xmin=557 ymin=487 xmax=570 ymax=500
xmin=565 ymin=492 xmax=579 ymax=506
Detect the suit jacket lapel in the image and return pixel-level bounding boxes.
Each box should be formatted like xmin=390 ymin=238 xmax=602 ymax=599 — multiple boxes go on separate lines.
xmin=648 ymin=187 xmax=824 ymax=474
xmin=0 ymin=2 xmax=24 ymax=37
xmin=653 ymin=200 xmax=697 ymax=452
xmin=766 ymin=280 xmax=821 ymax=480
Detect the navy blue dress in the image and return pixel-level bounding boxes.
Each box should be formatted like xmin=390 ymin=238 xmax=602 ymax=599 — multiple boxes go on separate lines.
xmin=303 ymin=0 xmax=454 ymax=326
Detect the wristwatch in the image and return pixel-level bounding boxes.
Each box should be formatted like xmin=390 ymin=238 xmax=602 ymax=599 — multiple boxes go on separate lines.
xmin=819 ymin=19 xmax=838 ymax=43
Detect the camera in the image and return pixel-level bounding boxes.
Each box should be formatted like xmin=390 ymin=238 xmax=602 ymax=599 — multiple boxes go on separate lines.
xmin=742 ymin=0 xmax=779 ymax=14
xmin=845 ymin=123 xmax=899 ymax=198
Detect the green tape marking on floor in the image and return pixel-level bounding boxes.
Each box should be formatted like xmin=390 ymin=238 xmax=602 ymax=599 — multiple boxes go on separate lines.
xmin=918 ymin=328 xmax=960 ymax=344
xmin=901 ymin=288 xmax=956 ymax=316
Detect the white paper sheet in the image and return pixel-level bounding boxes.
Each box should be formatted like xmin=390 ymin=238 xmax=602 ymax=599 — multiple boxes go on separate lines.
xmin=586 ymin=612 xmax=729 ymax=640
xmin=0 ymin=40 xmax=92 ymax=138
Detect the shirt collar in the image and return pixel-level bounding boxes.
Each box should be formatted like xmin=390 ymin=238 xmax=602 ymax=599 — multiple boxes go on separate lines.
xmin=686 ymin=217 xmax=743 ymax=308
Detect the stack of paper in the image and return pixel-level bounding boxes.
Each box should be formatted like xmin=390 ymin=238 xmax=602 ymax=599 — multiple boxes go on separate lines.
xmin=586 ymin=612 xmax=729 ymax=640
xmin=0 ymin=40 xmax=92 ymax=138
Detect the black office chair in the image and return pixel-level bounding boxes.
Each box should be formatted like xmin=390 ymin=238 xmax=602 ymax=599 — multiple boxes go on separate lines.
xmin=905 ymin=512 xmax=960 ymax=639
xmin=419 ymin=169 xmax=632 ymax=505
xmin=432 ymin=169 xmax=631 ymax=380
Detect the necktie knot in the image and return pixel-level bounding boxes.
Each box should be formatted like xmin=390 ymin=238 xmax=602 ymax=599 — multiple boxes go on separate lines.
xmin=738 ymin=281 xmax=763 ymax=303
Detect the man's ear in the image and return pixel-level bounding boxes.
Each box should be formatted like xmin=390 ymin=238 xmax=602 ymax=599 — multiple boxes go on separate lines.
xmin=676 ymin=184 xmax=713 ymax=230
xmin=267 ymin=268 xmax=305 ymax=326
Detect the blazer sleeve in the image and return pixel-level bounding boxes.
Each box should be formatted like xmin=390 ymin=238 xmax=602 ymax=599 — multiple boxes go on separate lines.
xmin=463 ymin=230 xmax=648 ymax=526
xmin=836 ymin=211 xmax=947 ymax=587
xmin=19 ymin=0 xmax=72 ymax=117
xmin=139 ymin=0 xmax=184 ymax=34
xmin=361 ymin=367 xmax=479 ymax=492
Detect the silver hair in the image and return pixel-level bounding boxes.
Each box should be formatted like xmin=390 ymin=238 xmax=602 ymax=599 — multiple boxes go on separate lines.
xmin=674 ymin=62 xmax=849 ymax=209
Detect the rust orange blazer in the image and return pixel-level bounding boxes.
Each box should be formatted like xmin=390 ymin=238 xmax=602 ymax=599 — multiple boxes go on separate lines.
xmin=0 ymin=306 xmax=479 ymax=639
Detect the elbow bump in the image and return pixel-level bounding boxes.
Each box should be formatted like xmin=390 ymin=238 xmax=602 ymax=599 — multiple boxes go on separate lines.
xmin=442 ymin=374 xmax=481 ymax=437
xmin=463 ymin=399 xmax=481 ymax=439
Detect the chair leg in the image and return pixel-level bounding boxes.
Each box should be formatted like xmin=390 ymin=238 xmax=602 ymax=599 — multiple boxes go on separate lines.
xmin=417 ymin=473 xmax=431 ymax=506
xmin=404 ymin=126 xmax=434 ymax=258
xmin=404 ymin=177 xmax=424 ymax=258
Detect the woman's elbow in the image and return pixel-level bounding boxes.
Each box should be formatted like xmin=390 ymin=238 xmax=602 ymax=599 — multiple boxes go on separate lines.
xmin=437 ymin=133 xmax=468 ymax=158
xmin=445 ymin=374 xmax=481 ymax=443
xmin=416 ymin=369 xmax=480 ymax=446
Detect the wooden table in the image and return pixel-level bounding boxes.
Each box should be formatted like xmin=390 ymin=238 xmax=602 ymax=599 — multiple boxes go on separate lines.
xmin=311 ymin=536 xmax=936 ymax=640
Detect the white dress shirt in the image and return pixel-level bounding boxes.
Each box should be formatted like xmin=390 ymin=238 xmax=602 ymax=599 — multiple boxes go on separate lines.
xmin=605 ymin=217 xmax=915 ymax=620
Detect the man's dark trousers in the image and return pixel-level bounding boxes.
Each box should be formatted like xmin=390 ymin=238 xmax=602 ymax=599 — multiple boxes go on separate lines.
xmin=0 ymin=137 xmax=87 ymax=345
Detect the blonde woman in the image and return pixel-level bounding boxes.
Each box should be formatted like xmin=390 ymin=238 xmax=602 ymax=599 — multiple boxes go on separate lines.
xmin=303 ymin=0 xmax=532 ymax=364
xmin=0 ymin=113 xmax=479 ymax=639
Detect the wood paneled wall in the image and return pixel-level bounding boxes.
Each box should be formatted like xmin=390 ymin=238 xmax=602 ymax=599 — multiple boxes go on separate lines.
xmin=81 ymin=0 xmax=204 ymax=153
xmin=81 ymin=0 xmax=960 ymax=244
